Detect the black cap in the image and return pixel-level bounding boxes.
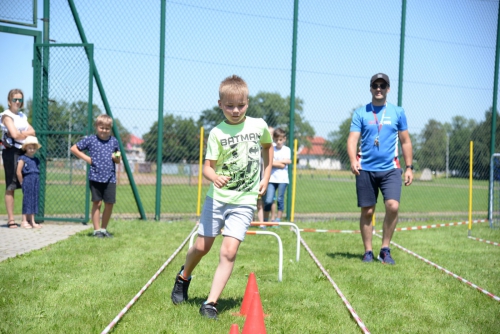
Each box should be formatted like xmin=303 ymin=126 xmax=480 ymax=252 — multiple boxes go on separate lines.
xmin=370 ymin=73 xmax=390 ymax=86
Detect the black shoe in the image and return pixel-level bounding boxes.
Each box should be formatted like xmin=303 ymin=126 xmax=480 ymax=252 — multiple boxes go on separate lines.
xmin=171 ymin=266 xmax=191 ymax=305
xmin=101 ymin=230 xmax=114 ymax=238
xmin=199 ymin=302 xmax=218 ymax=320
xmin=93 ymin=231 xmax=104 ymax=238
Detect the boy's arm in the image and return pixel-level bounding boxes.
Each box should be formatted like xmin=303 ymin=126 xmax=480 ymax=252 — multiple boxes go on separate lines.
xmin=203 ymin=159 xmax=231 ymax=189
xmin=70 ymin=144 xmax=91 ymax=165
xmin=259 ymin=143 xmax=273 ymax=195
xmin=16 ymin=160 xmax=25 ymax=185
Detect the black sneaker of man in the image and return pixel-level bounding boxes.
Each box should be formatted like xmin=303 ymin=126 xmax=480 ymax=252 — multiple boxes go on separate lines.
xmin=93 ymin=231 xmax=104 ymax=238
xmin=199 ymin=302 xmax=218 ymax=320
xmin=101 ymin=230 xmax=114 ymax=238
xmin=171 ymin=266 xmax=191 ymax=305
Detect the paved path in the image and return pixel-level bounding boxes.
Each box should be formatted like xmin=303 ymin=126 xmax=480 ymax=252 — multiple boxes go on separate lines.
xmin=0 ymin=218 xmax=91 ymax=262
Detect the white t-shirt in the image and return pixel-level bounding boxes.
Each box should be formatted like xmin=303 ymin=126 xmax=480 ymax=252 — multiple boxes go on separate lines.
xmin=269 ymin=145 xmax=291 ymax=184
xmin=1 ymin=110 xmax=30 ymax=149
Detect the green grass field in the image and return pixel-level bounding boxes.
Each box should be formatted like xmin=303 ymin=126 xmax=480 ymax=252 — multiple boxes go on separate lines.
xmin=1 ymin=219 xmax=499 ymax=333
xmin=0 ymin=174 xmax=489 ymax=221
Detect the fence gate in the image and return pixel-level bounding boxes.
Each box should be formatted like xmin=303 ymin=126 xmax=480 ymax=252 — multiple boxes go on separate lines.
xmin=33 ymin=43 xmax=94 ymax=223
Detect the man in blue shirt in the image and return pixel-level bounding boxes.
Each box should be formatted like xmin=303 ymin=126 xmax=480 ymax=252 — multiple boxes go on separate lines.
xmin=347 ymin=73 xmax=413 ymax=265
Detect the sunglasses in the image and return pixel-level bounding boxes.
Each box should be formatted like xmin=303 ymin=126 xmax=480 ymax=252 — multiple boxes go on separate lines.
xmin=12 ymin=98 xmax=23 ymax=103
xmin=371 ymin=83 xmax=388 ymax=90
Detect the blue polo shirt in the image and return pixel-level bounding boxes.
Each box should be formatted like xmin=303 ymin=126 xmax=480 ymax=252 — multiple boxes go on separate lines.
xmin=350 ymin=102 xmax=408 ymax=172
xmin=76 ymin=134 xmax=119 ymax=183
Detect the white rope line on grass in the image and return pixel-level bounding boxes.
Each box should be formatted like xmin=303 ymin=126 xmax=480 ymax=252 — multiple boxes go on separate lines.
xmin=298 ymin=219 xmax=487 ymax=234
xmin=468 ymin=236 xmax=500 ymax=247
xmin=297 ymin=232 xmax=371 ymax=334
xmin=373 ymin=233 xmax=500 ymax=303
xmin=101 ymin=223 xmax=199 ymax=334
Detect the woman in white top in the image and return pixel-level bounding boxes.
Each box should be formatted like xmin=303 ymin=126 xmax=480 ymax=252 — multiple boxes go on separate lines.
xmin=1 ymin=89 xmax=36 ymax=228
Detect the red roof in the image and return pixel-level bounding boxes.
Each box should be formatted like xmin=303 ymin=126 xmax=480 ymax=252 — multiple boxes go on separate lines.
xmin=129 ymin=134 xmax=144 ymax=145
xmin=298 ymin=137 xmax=332 ymax=156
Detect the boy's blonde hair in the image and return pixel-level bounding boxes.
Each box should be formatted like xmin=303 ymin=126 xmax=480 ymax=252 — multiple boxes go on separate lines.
xmin=219 ymin=75 xmax=249 ymax=100
xmin=8 ymin=89 xmax=24 ymax=108
xmin=95 ymin=114 xmax=113 ymax=127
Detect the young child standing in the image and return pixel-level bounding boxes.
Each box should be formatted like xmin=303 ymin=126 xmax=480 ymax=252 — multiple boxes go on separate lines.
xmin=70 ymin=114 xmax=121 ymax=238
xmin=16 ymin=136 xmax=42 ymax=229
xmin=170 ymin=75 xmax=273 ymax=320
xmin=264 ymin=128 xmax=291 ymax=222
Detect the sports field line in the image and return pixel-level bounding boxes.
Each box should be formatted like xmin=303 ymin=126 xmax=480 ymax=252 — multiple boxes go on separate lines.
xmin=297 ymin=231 xmax=371 ymax=334
xmin=298 ymin=219 xmax=487 ymax=234
xmin=467 ymin=236 xmax=500 ymax=247
xmin=374 ymin=233 xmax=500 ymax=303
xmin=101 ymin=224 xmax=198 ymax=334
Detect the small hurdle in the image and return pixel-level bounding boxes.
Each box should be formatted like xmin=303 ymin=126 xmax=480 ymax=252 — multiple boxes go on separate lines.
xmin=189 ymin=230 xmax=283 ymax=282
xmin=250 ymin=221 xmax=301 ymax=261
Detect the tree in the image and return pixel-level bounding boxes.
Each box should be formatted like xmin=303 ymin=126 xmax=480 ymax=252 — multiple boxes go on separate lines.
xmin=142 ymin=114 xmax=200 ymax=163
xmin=324 ymin=112 xmax=353 ymax=168
xmin=26 ymin=99 xmax=130 ymax=158
xmin=470 ymin=108 xmax=500 ymax=179
xmin=415 ymin=119 xmax=447 ymax=171
xmin=198 ymin=91 xmax=315 ymax=145
xmin=446 ymin=116 xmax=476 ymax=177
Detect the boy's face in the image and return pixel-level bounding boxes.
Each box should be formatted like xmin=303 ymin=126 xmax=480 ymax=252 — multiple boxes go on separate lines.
xmin=96 ymin=123 xmax=112 ymax=140
xmin=218 ymin=94 xmax=248 ymax=125
xmin=274 ymin=135 xmax=286 ymax=149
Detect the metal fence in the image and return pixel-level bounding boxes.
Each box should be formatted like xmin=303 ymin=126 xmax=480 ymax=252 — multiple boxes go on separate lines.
xmin=1 ymin=0 xmax=499 ymax=222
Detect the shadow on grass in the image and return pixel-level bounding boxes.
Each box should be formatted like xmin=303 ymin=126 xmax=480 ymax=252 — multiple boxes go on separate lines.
xmin=190 ymin=296 xmax=242 ymax=314
xmin=326 ymin=252 xmax=361 ymax=261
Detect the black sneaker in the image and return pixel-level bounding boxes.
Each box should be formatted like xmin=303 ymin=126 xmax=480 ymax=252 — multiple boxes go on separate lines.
xmin=93 ymin=231 xmax=104 ymax=238
xmin=101 ymin=230 xmax=114 ymax=238
xmin=378 ymin=247 xmax=395 ymax=265
xmin=362 ymin=250 xmax=374 ymax=262
xmin=199 ymin=302 xmax=218 ymax=320
xmin=171 ymin=266 xmax=191 ymax=305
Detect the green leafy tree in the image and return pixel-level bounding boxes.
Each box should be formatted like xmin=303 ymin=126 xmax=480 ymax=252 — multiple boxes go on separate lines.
xmin=324 ymin=112 xmax=353 ymax=168
xmin=142 ymin=114 xmax=200 ymax=163
xmin=470 ymin=108 xmax=500 ymax=179
xmin=447 ymin=116 xmax=476 ymax=177
xmin=198 ymin=91 xmax=315 ymax=146
xmin=29 ymin=100 xmax=130 ymax=158
xmin=415 ymin=119 xmax=447 ymax=171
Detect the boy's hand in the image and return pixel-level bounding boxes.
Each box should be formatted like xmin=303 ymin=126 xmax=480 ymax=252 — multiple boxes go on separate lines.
xmin=213 ymin=175 xmax=231 ymax=189
xmin=112 ymin=151 xmax=121 ymax=163
xmin=258 ymin=181 xmax=268 ymax=196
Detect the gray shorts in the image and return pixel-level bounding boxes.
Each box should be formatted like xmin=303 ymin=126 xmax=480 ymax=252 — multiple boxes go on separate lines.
xmin=356 ymin=169 xmax=402 ymax=207
xmin=198 ymin=196 xmax=255 ymax=241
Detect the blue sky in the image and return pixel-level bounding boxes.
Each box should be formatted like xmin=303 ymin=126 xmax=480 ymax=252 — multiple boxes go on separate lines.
xmin=0 ymin=0 xmax=499 ymax=140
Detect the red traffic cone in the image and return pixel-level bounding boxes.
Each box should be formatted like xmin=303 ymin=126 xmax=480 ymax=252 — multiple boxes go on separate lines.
xmin=241 ymin=291 xmax=266 ymax=334
xmin=229 ymin=323 xmax=240 ymax=334
xmin=234 ymin=272 xmax=259 ymax=316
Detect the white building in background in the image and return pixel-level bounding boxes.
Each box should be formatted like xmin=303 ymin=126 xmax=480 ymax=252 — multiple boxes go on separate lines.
xmin=297 ymin=136 xmax=341 ymax=170
xmin=126 ymin=134 xmax=146 ymax=164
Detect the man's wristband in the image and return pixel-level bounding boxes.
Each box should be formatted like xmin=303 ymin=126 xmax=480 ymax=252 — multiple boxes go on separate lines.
xmin=406 ymin=165 xmax=414 ymax=170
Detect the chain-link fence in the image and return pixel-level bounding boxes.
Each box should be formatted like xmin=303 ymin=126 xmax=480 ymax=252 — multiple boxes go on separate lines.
xmin=1 ymin=0 xmax=499 ymax=221
xmin=0 ymin=0 xmax=37 ymax=27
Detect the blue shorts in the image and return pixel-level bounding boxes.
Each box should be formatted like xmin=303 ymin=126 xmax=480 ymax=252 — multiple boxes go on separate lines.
xmin=198 ymin=196 xmax=255 ymax=241
xmin=356 ymin=169 xmax=402 ymax=207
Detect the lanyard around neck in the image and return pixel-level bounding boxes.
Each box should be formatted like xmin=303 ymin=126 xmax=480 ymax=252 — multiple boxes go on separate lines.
xmin=371 ymin=103 xmax=386 ymax=139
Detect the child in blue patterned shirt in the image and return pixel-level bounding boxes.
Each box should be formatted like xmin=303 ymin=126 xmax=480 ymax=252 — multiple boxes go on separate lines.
xmin=71 ymin=115 xmax=121 ymax=238
xmin=16 ymin=136 xmax=42 ymax=229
